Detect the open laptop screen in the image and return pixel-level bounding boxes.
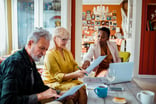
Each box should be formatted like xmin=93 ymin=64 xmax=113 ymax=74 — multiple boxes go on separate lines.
xmin=109 ymin=62 xmax=134 ymax=84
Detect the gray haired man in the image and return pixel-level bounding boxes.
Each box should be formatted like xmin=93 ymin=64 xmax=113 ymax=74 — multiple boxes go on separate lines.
xmin=0 ymin=28 xmax=61 ymax=104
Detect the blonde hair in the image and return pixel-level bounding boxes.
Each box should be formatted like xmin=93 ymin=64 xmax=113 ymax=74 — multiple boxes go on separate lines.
xmin=51 ymin=27 xmax=70 ymax=48
xmin=53 ymin=27 xmax=69 ymax=38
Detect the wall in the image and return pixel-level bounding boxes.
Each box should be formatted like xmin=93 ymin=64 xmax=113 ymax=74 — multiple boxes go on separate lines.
xmin=82 ymin=5 xmax=122 ymax=36
xmin=75 ymin=0 xmax=83 ymax=64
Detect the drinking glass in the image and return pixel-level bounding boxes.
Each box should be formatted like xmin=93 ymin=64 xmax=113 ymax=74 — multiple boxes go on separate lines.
xmin=106 ymin=68 xmax=116 ymax=88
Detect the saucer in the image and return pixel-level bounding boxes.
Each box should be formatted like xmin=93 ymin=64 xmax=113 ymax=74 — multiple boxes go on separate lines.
xmin=112 ymin=97 xmax=127 ymax=104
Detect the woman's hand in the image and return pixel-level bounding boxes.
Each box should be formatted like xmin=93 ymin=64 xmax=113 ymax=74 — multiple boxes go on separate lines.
xmin=63 ymin=69 xmax=88 ymax=81
xmin=82 ymin=60 xmax=90 ymax=69
xmin=73 ymin=70 xmax=88 ymax=78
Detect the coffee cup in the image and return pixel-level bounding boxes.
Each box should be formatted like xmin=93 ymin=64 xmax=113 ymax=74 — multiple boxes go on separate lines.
xmin=137 ymin=90 xmax=155 ymax=104
xmin=94 ymin=85 xmax=108 ymax=98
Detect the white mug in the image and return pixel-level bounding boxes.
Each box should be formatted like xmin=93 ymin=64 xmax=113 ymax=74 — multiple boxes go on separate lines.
xmin=137 ymin=90 xmax=155 ymax=104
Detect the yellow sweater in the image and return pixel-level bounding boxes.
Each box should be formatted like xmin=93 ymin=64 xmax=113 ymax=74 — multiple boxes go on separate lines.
xmin=42 ymin=48 xmax=82 ymax=91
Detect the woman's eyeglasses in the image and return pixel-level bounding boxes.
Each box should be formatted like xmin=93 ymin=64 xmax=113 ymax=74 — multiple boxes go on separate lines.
xmin=57 ymin=36 xmax=69 ymax=41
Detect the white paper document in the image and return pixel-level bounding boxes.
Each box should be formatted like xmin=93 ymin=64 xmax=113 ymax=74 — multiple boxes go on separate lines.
xmin=86 ymin=56 xmax=107 ymax=73
xmin=56 ymin=84 xmax=85 ymax=101
xmin=83 ymin=77 xmax=107 ymax=84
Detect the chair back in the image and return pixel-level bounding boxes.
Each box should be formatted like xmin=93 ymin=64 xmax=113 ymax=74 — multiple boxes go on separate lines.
xmin=119 ymin=51 xmax=130 ymax=62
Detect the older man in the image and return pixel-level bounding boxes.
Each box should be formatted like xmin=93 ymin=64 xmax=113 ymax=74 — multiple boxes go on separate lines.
xmin=0 ymin=28 xmax=61 ymax=104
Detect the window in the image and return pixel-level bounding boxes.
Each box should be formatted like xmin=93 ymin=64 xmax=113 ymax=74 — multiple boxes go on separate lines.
xmin=0 ymin=0 xmax=8 ymax=56
xmin=12 ymin=0 xmax=64 ymax=49
xmin=17 ymin=0 xmax=35 ymax=48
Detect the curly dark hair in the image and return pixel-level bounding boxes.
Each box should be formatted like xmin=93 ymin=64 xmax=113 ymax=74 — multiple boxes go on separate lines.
xmin=98 ymin=27 xmax=110 ymax=38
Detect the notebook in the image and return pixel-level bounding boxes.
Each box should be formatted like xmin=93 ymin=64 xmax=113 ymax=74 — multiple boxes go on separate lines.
xmin=109 ymin=62 xmax=134 ymax=84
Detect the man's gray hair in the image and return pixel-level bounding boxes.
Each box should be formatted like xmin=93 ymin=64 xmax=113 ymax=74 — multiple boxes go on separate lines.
xmin=27 ymin=28 xmax=52 ymax=45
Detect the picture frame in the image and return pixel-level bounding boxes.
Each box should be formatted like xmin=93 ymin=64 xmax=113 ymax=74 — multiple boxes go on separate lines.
xmin=94 ymin=26 xmax=99 ymax=31
xmin=87 ymin=20 xmax=91 ymax=24
xmin=82 ymin=15 xmax=86 ymax=20
xmin=82 ymin=20 xmax=87 ymax=26
xmin=91 ymin=20 xmax=95 ymax=26
xmin=91 ymin=14 xmax=95 ymax=20
xmin=86 ymin=15 xmax=91 ymax=20
xmin=113 ymin=22 xmax=117 ymax=26
xmin=107 ymin=16 xmax=111 ymax=20
xmin=95 ymin=15 xmax=100 ymax=20
xmin=101 ymin=15 xmax=106 ymax=20
xmin=86 ymin=10 xmax=91 ymax=14
xmin=106 ymin=21 xmax=109 ymax=26
xmin=101 ymin=21 xmax=105 ymax=25
xmin=112 ymin=16 xmax=117 ymax=20
xmin=95 ymin=21 xmax=101 ymax=25
xmin=109 ymin=21 xmax=113 ymax=26
xmin=82 ymin=12 xmax=86 ymax=16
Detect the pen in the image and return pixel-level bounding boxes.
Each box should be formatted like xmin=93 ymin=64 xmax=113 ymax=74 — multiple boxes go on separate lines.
xmin=77 ymin=66 xmax=88 ymax=76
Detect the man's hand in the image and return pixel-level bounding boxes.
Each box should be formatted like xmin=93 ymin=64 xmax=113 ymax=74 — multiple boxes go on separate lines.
xmin=37 ymin=88 xmax=61 ymax=101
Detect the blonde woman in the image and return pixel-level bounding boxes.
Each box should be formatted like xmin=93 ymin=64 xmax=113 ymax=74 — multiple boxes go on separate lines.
xmin=42 ymin=27 xmax=87 ymax=104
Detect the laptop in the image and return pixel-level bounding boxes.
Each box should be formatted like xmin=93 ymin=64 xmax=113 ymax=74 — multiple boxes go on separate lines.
xmin=83 ymin=62 xmax=134 ymax=85
xmin=109 ymin=62 xmax=134 ymax=84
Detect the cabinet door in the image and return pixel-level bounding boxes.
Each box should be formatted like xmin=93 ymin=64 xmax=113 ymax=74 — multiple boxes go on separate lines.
xmin=139 ymin=31 xmax=156 ymax=75
xmin=139 ymin=0 xmax=156 ymax=75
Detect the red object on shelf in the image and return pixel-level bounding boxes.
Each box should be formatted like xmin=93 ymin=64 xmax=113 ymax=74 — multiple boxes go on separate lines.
xmin=51 ymin=16 xmax=61 ymax=20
